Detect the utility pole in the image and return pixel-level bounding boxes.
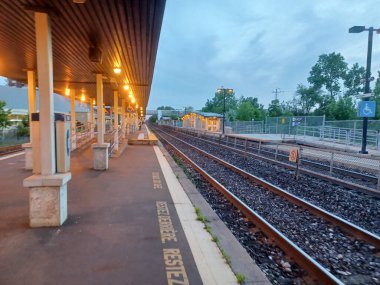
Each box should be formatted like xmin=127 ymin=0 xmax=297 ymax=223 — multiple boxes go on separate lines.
xmin=272 ymin=88 xmax=285 ymax=100
xmin=217 ymin=87 xmax=233 ymax=135
xmin=349 ymin=25 xmax=379 ymax=154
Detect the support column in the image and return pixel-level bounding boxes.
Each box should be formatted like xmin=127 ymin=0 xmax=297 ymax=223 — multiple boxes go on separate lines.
xmin=121 ymin=98 xmax=126 ymax=139
xmin=92 ymin=73 xmax=109 ymax=170
xmin=23 ymin=70 xmax=36 ymax=170
xmin=113 ymin=91 xmax=119 ymax=151
xmin=90 ymin=102 xmax=95 ymax=139
xmin=70 ymin=90 xmax=76 ymax=150
xmin=126 ymin=112 xmax=130 ymax=135
xmin=23 ymin=12 xmax=71 ymax=227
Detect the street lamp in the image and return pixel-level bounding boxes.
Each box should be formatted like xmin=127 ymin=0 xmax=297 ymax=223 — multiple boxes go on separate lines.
xmin=216 ymin=87 xmax=233 ymax=135
xmin=349 ymin=26 xmax=379 ymax=154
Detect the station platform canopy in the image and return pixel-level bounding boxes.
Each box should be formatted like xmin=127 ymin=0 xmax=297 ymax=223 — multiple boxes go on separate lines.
xmin=0 ymin=0 xmax=166 ymax=108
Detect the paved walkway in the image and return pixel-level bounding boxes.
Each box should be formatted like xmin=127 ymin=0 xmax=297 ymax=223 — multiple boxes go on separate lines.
xmin=0 ymin=143 xmax=237 ymax=284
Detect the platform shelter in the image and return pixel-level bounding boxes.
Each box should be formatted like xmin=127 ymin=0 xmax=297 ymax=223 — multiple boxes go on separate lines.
xmin=181 ymin=111 xmax=222 ymax=132
xmin=0 ymin=0 xmax=165 ymax=227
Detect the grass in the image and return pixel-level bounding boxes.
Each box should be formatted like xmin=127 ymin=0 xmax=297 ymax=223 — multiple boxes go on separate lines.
xmin=171 ymin=151 xmax=246 ymax=284
xmin=194 ymin=207 xmax=233 ymax=266
xmin=235 ymin=273 xmax=246 ymax=284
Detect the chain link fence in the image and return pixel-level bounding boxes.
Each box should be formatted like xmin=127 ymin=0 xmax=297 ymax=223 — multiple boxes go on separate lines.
xmin=0 ymin=127 xmax=29 ymax=146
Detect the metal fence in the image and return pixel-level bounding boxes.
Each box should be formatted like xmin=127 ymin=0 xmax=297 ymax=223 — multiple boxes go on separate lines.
xmin=224 ymin=116 xmax=380 ymax=150
xmin=264 ymin=116 xmax=325 ymax=135
xmin=0 ymin=127 xmax=29 ymax=146
xmin=225 ymin=121 xmax=264 ymax=134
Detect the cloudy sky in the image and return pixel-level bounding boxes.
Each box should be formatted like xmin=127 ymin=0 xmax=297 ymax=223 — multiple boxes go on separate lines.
xmin=148 ymin=0 xmax=380 ymax=110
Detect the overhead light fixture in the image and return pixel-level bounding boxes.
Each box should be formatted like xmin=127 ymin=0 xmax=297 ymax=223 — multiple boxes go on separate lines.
xmin=123 ymin=84 xmax=129 ymax=90
xmin=136 ymin=104 xmax=138 ymax=108
xmin=65 ymin=88 xmax=70 ymax=96
xmin=131 ymin=97 xmax=136 ymax=103
xmin=73 ymin=0 xmax=86 ymax=3
xmin=81 ymin=94 xmax=86 ymax=102
xmin=92 ymin=98 xmax=96 ymax=105
xmin=113 ymin=66 xmax=121 ymax=74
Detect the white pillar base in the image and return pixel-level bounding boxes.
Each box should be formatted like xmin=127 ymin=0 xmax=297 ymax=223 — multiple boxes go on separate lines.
xmin=92 ymin=143 xmax=110 ymax=170
xmin=23 ymin=173 xmax=71 ymax=227
xmin=22 ymin=143 xmax=33 ymax=170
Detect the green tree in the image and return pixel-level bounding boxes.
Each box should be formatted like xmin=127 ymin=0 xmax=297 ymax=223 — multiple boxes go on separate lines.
xmin=157 ymin=106 xmax=175 ymax=110
xmin=267 ymin=99 xmax=283 ymax=117
xmin=236 ymin=96 xmax=265 ymax=121
xmin=313 ymin=96 xmax=334 ymax=118
xmin=183 ymin=106 xmax=194 ymax=113
xmin=236 ymin=102 xmax=256 ymax=121
xmin=148 ymin=114 xmax=158 ymax=123
xmin=344 ymin=63 xmax=365 ymax=97
xmin=307 ymin=52 xmax=348 ymax=99
xmin=294 ymin=84 xmax=321 ymax=115
xmin=326 ymin=96 xmax=357 ymax=120
xmin=202 ymin=89 xmax=238 ymax=121
xmin=372 ymin=71 xmax=380 ymax=119
xmin=17 ymin=114 xmax=30 ymax=137
xmin=170 ymin=114 xmax=179 ymax=120
xmin=0 ymin=100 xmax=12 ymax=141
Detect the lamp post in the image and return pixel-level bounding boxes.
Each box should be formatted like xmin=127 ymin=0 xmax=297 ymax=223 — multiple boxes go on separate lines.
xmin=349 ymin=26 xmax=379 ymax=154
xmin=217 ymin=87 xmax=233 ymax=135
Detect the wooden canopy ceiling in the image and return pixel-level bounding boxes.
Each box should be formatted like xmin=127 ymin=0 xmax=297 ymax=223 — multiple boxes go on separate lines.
xmin=0 ymin=0 xmax=166 ymax=107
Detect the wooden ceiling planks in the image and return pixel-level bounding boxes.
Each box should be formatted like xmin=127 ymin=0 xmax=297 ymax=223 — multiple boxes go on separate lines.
xmin=0 ymin=0 xmax=165 ymax=107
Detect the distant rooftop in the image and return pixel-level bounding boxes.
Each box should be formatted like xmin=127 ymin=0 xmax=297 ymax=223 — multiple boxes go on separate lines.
xmin=183 ymin=111 xmax=223 ymax=118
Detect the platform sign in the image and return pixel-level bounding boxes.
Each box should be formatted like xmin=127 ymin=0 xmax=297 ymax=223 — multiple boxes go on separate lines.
xmin=289 ymin=148 xmax=298 ymax=163
xmin=358 ymin=101 xmax=376 ymax=117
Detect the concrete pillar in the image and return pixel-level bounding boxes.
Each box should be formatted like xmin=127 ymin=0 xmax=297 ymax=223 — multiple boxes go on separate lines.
xmin=113 ymin=91 xmax=119 ymax=151
xmin=90 ymin=102 xmax=95 ymax=139
xmin=70 ymin=90 xmax=76 ymax=149
xmin=23 ymin=70 xmax=36 ymax=170
xmin=121 ymin=98 xmax=126 ymax=139
xmin=92 ymin=73 xmax=109 ymax=170
xmin=23 ymin=12 xmax=71 ymax=227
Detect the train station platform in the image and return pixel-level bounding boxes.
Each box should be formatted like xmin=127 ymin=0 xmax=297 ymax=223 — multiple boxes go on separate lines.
xmin=128 ymin=124 xmax=158 ymax=145
xmin=0 ymin=139 xmax=262 ymax=284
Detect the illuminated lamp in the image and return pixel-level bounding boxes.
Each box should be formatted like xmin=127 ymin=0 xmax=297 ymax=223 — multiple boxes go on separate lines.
xmin=81 ymin=94 xmax=85 ymax=102
xmin=113 ymin=66 xmax=121 ymax=74
xmin=123 ymin=84 xmax=129 ymax=90
xmin=65 ymin=88 xmax=70 ymax=96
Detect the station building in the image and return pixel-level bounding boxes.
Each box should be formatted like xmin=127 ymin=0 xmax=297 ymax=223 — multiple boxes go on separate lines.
xmin=181 ymin=111 xmax=222 ymax=132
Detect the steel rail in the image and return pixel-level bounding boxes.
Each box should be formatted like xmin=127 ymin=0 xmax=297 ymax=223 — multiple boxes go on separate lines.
xmin=156 ymin=127 xmax=380 ymax=248
xmin=156 ymin=130 xmax=344 ymax=285
xmin=170 ymin=127 xmax=380 ymax=197
xmin=0 ymin=144 xmax=23 ymax=156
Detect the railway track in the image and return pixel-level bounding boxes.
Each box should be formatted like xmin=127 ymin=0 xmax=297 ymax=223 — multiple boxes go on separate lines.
xmin=153 ymin=126 xmax=380 ymax=285
xmin=157 ymin=126 xmax=380 ymax=235
xmin=167 ymin=126 xmax=380 ymax=197
xmin=0 ymin=144 xmax=23 ymax=156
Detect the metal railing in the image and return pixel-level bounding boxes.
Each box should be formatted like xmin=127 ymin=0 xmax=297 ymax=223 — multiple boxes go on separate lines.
xmin=108 ymin=126 xmax=123 ymax=157
xmin=71 ymin=122 xmax=95 ymax=151
xmin=294 ymin=126 xmax=379 ymax=149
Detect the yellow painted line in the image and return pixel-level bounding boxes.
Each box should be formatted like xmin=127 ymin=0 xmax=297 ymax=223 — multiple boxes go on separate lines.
xmin=153 ymin=146 xmax=238 ymax=285
xmin=0 ymin=151 xmax=24 ymax=161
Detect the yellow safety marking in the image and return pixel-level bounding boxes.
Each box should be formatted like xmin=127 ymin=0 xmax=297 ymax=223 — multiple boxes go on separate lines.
xmin=163 ymin=248 xmax=189 ymax=285
xmin=152 ymin=172 xmax=163 ymax=189
xmin=156 ymin=201 xmax=177 ymax=243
